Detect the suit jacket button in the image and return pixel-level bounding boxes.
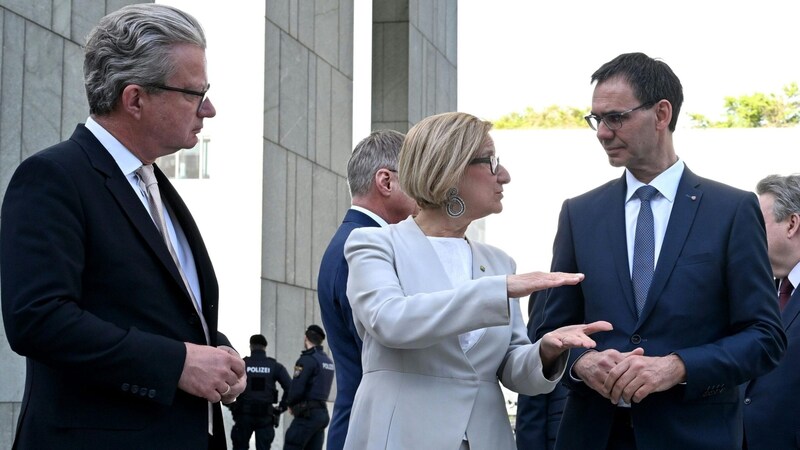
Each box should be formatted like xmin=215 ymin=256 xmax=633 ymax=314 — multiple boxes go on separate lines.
xmin=131 ymin=385 xmax=139 ymax=394
xmin=630 ymin=335 xmax=642 ymax=345
xmin=121 ymin=383 xmax=130 ymax=392
xmin=148 ymin=389 xmax=157 ymax=398
xmin=744 ymin=397 xmax=751 ymax=405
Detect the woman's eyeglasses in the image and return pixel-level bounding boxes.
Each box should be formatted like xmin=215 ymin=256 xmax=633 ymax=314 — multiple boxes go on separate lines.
xmin=469 ymin=155 xmax=499 ymax=175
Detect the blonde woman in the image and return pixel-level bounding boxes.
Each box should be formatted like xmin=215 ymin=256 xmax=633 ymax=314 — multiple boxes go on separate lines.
xmin=343 ymin=112 xmax=611 ymax=450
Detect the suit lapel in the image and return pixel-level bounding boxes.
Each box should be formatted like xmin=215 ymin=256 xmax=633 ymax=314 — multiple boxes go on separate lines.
xmin=781 ymin=288 xmax=800 ymax=330
xmin=394 ymin=218 xmax=453 ymax=293
xmin=154 ymin=165 xmax=218 ymax=328
xmin=639 ymin=168 xmax=702 ymax=321
xmin=75 ymin=126 xmax=201 ymax=313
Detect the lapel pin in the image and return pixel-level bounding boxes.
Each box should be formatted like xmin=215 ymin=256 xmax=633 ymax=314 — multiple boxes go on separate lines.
xmin=480 ymin=265 xmax=486 ymax=272
xmin=685 ymin=194 xmax=697 ymax=201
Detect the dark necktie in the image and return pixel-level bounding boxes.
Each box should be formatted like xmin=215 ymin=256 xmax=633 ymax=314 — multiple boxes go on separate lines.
xmin=779 ymin=277 xmax=794 ymax=311
xmin=632 ymin=185 xmax=659 ymax=316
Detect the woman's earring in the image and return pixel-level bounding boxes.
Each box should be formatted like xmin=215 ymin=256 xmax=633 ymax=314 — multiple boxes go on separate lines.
xmin=445 ymin=187 xmax=465 ymax=218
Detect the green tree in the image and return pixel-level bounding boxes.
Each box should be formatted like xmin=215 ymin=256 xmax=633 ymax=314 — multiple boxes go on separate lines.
xmin=493 ymin=105 xmax=589 ymax=129
xmin=689 ymin=82 xmax=799 ymax=128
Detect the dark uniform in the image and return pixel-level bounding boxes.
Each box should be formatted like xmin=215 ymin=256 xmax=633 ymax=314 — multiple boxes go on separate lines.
xmin=229 ymin=347 xmax=291 ymax=450
xmin=284 ymin=344 xmax=335 ymax=450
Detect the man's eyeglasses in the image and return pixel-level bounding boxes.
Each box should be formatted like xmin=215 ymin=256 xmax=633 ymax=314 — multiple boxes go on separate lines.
xmin=145 ymin=84 xmax=210 ymax=113
xmin=584 ymin=102 xmax=653 ymax=131
xmin=469 ymin=155 xmax=499 ymax=175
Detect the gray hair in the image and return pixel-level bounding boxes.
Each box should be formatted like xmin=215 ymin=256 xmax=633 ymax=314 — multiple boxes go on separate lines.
xmin=84 ymin=4 xmax=206 ymax=115
xmin=757 ymin=174 xmax=800 ymax=222
xmin=347 ymin=130 xmax=405 ymax=197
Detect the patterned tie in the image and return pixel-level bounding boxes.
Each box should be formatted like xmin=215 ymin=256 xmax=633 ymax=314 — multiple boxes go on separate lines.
xmin=779 ymin=278 xmax=794 ymax=311
xmin=632 ymin=185 xmax=659 ymax=316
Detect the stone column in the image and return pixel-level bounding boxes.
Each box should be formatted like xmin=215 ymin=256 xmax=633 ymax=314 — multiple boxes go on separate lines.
xmin=372 ymin=0 xmax=457 ymax=132
xmin=260 ymin=0 xmax=354 ymax=407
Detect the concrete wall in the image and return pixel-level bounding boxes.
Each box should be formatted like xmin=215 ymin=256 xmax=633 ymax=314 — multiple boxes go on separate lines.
xmin=259 ymin=0 xmax=355 ymax=393
xmin=371 ymin=0 xmax=457 ymax=132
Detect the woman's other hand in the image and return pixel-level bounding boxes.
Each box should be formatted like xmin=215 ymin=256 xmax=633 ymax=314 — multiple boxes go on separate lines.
xmin=539 ymin=321 xmax=613 ymax=369
xmin=506 ymin=271 xmax=584 ymax=298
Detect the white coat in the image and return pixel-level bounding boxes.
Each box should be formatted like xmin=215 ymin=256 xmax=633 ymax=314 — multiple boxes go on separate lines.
xmin=343 ymin=217 xmax=566 ymax=450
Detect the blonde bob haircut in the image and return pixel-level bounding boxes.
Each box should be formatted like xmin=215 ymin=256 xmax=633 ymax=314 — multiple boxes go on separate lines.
xmin=398 ymin=112 xmax=493 ymax=210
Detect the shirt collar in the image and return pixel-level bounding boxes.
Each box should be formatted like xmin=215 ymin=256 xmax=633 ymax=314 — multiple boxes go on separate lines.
xmin=350 ymin=205 xmax=389 ymax=227
xmin=788 ymin=262 xmax=800 ymax=290
xmin=625 ymin=159 xmax=685 ymax=204
xmin=85 ymin=116 xmax=143 ymax=177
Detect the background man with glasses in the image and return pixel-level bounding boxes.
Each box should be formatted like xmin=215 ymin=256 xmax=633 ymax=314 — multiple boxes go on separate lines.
xmin=1 ymin=4 xmax=245 ymax=449
xmin=536 ymin=52 xmax=785 ymax=449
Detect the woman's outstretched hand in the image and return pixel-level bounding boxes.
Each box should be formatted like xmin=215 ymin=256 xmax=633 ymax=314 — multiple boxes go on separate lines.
xmin=539 ymin=321 xmax=614 ymax=369
xmin=506 ymin=271 xmax=584 ymax=299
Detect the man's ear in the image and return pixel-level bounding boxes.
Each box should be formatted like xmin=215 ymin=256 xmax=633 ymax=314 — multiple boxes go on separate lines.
xmin=120 ymin=84 xmax=145 ymax=119
xmin=654 ymin=99 xmax=673 ymax=131
xmin=374 ymin=168 xmax=393 ymax=197
xmin=787 ymin=212 xmax=800 ymax=239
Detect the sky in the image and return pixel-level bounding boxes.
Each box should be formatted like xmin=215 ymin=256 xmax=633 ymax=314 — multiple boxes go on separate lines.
xmin=457 ymin=0 xmax=800 ymax=125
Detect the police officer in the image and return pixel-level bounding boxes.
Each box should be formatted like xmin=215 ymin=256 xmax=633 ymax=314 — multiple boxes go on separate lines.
xmin=284 ymin=325 xmax=335 ymax=450
xmin=229 ymin=334 xmax=291 ymax=450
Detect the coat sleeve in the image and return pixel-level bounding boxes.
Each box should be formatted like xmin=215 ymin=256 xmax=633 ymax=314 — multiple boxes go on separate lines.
xmin=344 ymin=226 xmax=512 ymax=349
xmin=286 ymin=356 xmax=314 ymax=406
xmin=498 ymin=297 xmax=566 ymax=396
xmin=332 ymin=251 xmax=363 ymax=352
xmin=277 ymin=363 xmax=293 ymax=408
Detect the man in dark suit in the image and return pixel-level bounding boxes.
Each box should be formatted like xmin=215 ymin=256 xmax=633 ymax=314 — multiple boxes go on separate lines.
xmin=537 ymin=52 xmax=786 ymax=450
xmin=0 ymin=4 xmax=245 ymax=449
xmin=515 ymin=290 xmax=568 ymax=450
xmin=743 ymin=174 xmax=800 ymax=449
xmin=316 ymin=130 xmax=417 ymax=449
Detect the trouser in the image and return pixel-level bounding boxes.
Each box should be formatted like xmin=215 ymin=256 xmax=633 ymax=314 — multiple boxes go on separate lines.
xmin=231 ymin=414 xmax=274 ymax=450
xmin=607 ymin=408 xmax=637 ymax=450
xmin=283 ymin=407 xmax=330 ymax=450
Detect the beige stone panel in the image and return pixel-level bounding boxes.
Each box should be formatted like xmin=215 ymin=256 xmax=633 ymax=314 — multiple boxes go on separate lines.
xmin=315 ymin=59 xmax=332 ymax=168
xmin=293 ymin=156 xmax=313 ymax=289
xmin=22 ymin=22 xmax=62 ymax=158
xmin=279 ymin=33 xmax=309 ymax=157
xmin=262 ymin=141 xmax=288 ymax=282
xmin=314 ymin=0 xmax=338 ymax=67
xmin=264 ymin=20 xmax=280 ymax=143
